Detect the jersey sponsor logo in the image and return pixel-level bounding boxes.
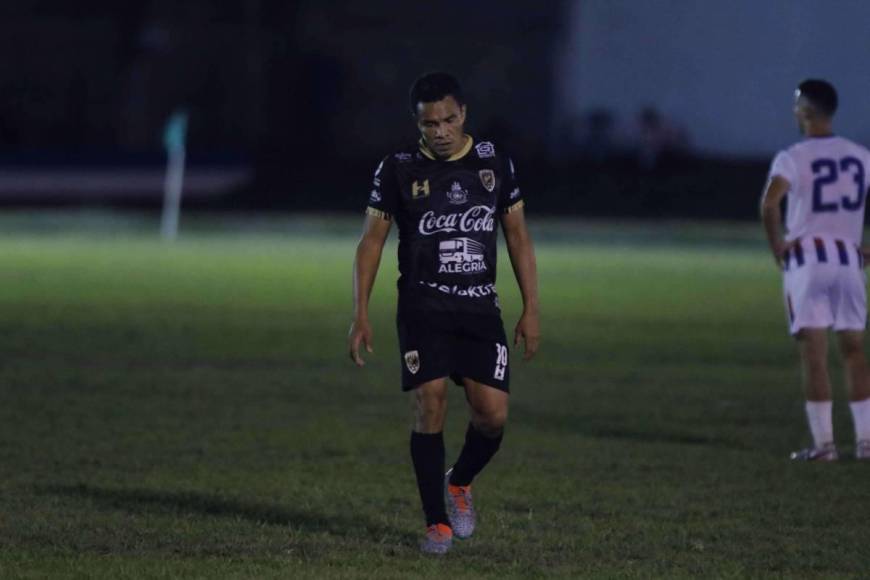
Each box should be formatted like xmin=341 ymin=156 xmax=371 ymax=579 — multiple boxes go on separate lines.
xmin=479 ymin=169 xmax=495 ymax=192
xmin=475 ymin=141 xmax=495 ymax=158
xmin=369 ymin=189 xmax=382 ymax=203
xmin=446 ymin=181 xmax=469 ymax=205
xmin=418 ymin=205 xmax=495 ymax=236
xmin=404 ymin=350 xmax=420 ymax=374
xmin=438 ymin=237 xmax=487 ymax=274
xmin=394 ymin=152 xmax=413 ymax=162
xmin=412 ymin=179 xmax=430 ymax=199
xmin=494 ymin=343 xmax=508 ymax=380
xmin=419 ymin=280 xmax=496 ymax=298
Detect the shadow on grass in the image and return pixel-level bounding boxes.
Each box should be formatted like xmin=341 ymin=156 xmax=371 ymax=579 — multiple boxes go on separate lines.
xmin=38 ymin=483 xmax=413 ymax=544
xmin=514 ymin=405 xmax=747 ymax=450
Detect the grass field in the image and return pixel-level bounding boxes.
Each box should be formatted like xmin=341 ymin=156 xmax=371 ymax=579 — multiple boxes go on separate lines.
xmin=0 ymin=212 xmax=868 ymax=579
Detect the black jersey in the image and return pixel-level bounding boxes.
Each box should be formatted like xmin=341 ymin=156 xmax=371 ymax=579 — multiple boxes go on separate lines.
xmin=365 ymin=136 xmax=524 ymax=315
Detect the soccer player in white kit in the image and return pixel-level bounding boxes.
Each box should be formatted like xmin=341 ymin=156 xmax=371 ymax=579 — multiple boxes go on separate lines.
xmin=761 ymin=79 xmax=870 ymax=461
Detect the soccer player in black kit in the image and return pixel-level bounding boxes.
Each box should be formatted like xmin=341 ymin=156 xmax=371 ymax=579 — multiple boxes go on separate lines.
xmin=348 ymin=72 xmax=540 ymax=555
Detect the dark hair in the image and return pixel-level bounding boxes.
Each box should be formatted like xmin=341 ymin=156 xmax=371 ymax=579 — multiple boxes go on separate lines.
xmin=409 ymin=72 xmax=464 ymax=115
xmin=798 ymin=79 xmax=838 ymax=117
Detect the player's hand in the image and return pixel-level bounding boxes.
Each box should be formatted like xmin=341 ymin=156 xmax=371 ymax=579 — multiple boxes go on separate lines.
xmin=773 ymin=239 xmax=799 ymax=269
xmin=514 ymin=309 xmax=540 ymax=361
xmin=348 ymin=318 xmax=373 ymax=367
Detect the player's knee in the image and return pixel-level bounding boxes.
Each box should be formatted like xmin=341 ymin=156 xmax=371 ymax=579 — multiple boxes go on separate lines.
xmin=841 ymin=342 xmax=867 ymax=365
xmin=474 ymin=406 xmax=508 ymax=435
xmin=413 ymin=390 xmax=447 ymax=431
xmin=837 ymin=331 xmax=865 ymax=357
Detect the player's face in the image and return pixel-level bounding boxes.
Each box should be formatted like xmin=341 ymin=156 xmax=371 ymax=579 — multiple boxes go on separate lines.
xmin=415 ymin=96 xmax=467 ymax=159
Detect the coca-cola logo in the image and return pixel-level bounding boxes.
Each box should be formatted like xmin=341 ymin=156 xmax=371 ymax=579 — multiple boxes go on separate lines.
xmin=418 ymin=205 xmax=495 ymax=236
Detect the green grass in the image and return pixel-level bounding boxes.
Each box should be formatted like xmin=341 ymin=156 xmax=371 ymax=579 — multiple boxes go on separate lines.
xmin=0 ymin=213 xmax=868 ymax=579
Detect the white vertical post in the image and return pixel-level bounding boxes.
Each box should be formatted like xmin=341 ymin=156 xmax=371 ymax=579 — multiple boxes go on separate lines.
xmin=161 ymin=111 xmax=188 ymax=241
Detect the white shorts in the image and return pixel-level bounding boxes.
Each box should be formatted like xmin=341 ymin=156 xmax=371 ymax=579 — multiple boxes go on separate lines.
xmin=782 ymin=237 xmax=867 ymax=335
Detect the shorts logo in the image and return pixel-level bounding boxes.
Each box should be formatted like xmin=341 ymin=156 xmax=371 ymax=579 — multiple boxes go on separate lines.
xmin=494 ymin=343 xmax=507 ymax=380
xmin=404 ymin=350 xmax=420 ymax=374
xmin=369 ymin=189 xmax=382 ymax=203
xmin=446 ymin=181 xmax=468 ymax=205
xmin=412 ymin=179 xmax=430 ymax=199
xmin=438 ymin=237 xmax=487 ymax=274
xmin=479 ymin=169 xmax=495 ymax=192
xmin=475 ymin=141 xmax=495 ymax=158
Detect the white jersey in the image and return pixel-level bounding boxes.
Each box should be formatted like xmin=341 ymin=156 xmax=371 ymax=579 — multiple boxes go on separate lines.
xmin=768 ymin=136 xmax=870 ymax=245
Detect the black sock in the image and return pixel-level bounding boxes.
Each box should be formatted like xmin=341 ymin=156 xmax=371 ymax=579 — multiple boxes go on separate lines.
xmin=449 ymin=422 xmax=503 ymax=487
xmin=410 ymin=431 xmax=449 ymax=527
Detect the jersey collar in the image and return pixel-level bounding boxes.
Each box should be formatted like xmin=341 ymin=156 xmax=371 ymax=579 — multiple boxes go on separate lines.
xmin=418 ymin=135 xmax=473 ymax=161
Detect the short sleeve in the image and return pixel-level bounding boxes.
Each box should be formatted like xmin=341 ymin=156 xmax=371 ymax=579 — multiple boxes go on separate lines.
xmin=365 ymin=156 xmax=399 ymax=220
xmin=498 ymin=156 xmax=525 ymax=215
xmin=768 ymin=150 xmax=797 ymax=186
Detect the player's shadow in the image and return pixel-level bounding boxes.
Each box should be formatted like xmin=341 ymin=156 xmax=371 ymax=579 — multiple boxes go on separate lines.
xmin=39 ymin=483 xmax=413 ymax=544
xmin=514 ymin=405 xmax=747 ymax=450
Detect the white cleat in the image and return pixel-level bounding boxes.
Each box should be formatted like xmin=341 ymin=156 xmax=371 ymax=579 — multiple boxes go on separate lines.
xmin=789 ymin=443 xmax=838 ymax=462
xmin=856 ymin=440 xmax=870 ymax=460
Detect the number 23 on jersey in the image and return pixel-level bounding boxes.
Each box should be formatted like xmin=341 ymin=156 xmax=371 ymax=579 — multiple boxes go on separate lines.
xmin=812 ymin=156 xmax=866 ymax=213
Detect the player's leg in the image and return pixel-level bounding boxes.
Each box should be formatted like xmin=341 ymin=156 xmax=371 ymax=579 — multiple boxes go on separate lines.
xmin=453 ymin=378 xmax=509 ymax=482
xmin=443 ymin=379 xmax=508 ymax=539
xmin=836 ymin=331 xmax=870 ymax=458
xmin=832 ymin=263 xmax=870 ymax=458
xmin=791 ymin=328 xmax=838 ymax=460
xmin=409 ymin=378 xmax=453 ymax=553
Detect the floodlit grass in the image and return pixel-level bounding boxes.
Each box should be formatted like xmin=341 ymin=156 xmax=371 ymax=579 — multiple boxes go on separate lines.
xmin=0 ymin=213 xmax=867 ymax=579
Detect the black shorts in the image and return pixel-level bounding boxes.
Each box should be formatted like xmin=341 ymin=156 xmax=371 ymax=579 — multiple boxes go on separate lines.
xmin=396 ymin=309 xmax=510 ymax=392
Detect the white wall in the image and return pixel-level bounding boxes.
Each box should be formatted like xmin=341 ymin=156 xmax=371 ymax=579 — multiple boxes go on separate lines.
xmin=556 ymin=0 xmax=870 ymax=156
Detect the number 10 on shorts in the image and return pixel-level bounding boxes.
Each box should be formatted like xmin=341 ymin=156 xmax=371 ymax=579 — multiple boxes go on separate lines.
xmin=494 ymin=343 xmax=508 ymax=380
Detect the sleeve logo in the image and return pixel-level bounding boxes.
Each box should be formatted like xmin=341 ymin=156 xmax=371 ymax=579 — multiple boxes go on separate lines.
xmin=475 ymin=142 xmax=495 ymax=158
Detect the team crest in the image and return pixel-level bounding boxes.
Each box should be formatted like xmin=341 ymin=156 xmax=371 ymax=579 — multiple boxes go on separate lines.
xmin=479 ymin=169 xmax=495 ymax=192
xmin=446 ymin=181 xmax=468 ymax=205
xmin=404 ymin=350 xmax=420 ymax=374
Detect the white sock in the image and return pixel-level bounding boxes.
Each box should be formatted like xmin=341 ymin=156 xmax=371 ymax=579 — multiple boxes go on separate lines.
xmin=849 ymin=398 xmax=870 ymax=442
xmin=805 ymin=401 xmax=834 ymax=448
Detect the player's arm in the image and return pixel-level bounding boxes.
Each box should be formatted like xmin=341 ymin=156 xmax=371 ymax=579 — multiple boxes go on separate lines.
xmin=862 ymin=183 xmax=870 ymax=266
xmin=760 ymin=174 xmax=796 ymax=268
xmin=501 ymin=207 xmax=540 ymax=360
xmin=349 ymin=214 xmax=391 ymax=366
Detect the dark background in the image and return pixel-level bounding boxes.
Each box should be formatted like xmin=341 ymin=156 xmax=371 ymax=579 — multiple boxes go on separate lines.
xmin=0 ymin=1 xmax=823 ymax=218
